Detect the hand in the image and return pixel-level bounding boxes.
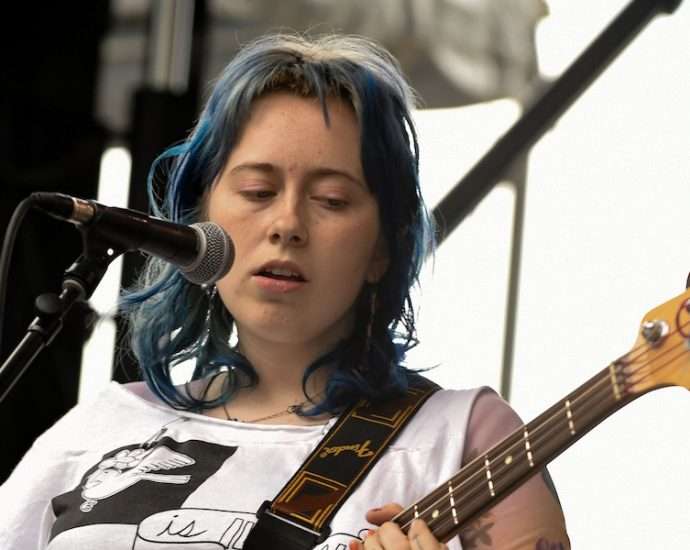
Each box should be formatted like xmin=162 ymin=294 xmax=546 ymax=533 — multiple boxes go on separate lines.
xmin=348 ymin=503 xmax=448 ymax=550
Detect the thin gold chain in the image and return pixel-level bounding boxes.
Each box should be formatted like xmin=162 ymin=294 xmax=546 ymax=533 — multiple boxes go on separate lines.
xmin=222 ymin=401 xmax=306 ymax=423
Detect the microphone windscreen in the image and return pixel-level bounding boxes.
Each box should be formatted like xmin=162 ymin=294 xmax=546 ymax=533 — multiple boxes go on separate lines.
xmin=181 ymin=222 xmax=234 ymax=285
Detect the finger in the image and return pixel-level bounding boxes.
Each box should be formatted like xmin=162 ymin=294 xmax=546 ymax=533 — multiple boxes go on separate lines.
xmin=408 ymin=519 xmax=447 ymax=550
xmin=362 ymin=531 xmax=385 ymax=550
xmin=409 ymin=536 xmax=447 ymax=550
xmin=376 ymin=521 xmax=410 ymax=548
xmin=365 ymin=502 xmax=404 ymax=525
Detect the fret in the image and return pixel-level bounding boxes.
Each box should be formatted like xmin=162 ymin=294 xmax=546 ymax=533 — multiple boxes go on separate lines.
xmin=609 ymin=362 xmax=622 ymax=400
xmin=483 ymin=456 xmax=495 ymax=497
xmin=522 ymin=427 xmax=534 ymax=467
xmin=395 ymin=364 xmax=637 ymax=542
xmin=565 ymin=399 xmax=576 ymax=435
xmin=448 ymin=481 xmax=459 ymax=525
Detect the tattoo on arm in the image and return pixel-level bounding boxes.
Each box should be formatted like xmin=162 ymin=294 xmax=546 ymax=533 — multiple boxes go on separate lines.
xmin=459 ymin=449 xmax=567 ymax=550
xmin=459 ymin=511 xmax=495 ymax=549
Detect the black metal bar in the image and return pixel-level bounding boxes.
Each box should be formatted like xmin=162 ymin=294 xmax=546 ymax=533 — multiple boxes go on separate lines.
xmin=431 ymin=0 xmax=684 ymax=244
xmin=0 ymin=218 xmax=120 ymax=405
xmin=0 ymin=284 xmax=84 ymax=404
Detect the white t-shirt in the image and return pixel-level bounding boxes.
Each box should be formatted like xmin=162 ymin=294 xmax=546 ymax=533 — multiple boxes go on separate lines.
xmin=0 ymin=381 xmax=481 ymax=550
xmin=0 ymin=381 xmax=570 ymax=550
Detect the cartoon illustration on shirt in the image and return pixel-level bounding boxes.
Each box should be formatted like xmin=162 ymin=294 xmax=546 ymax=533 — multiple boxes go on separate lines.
xmin=80 ymin=445 xmax=195 ymax=512
xmin=49 ymin=426 xmax=364 ymax=549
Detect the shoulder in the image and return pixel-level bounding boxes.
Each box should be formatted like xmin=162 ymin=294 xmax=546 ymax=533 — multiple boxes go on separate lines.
xmin=409 ymin=377 xmax=513 ymax=430
xmin=392 ymin=381 xmax=487 ymax=447
xmin=467 ymin=387 xmax=523 ymax=429
xmin=420 ymin=385 xmax=487 ymax=419
xmin=30 ymin=381 xmax=176 ymax=454
xmin=464 ymin=387 xmax=525 ymax=462
xmin=400 ymin=380 xmax=524 ymax=458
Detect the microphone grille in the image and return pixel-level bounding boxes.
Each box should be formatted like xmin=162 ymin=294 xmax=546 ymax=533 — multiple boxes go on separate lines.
xmin=181 ymin=222 xmax=234 ymax=285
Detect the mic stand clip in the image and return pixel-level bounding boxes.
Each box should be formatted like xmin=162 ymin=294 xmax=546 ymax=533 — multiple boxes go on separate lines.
xmin=0 ymin=225 xmax=126 ymax=405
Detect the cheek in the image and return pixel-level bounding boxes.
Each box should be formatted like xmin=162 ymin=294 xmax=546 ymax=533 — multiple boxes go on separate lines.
xmin=322 ymin=224 xmax=380 ymax=284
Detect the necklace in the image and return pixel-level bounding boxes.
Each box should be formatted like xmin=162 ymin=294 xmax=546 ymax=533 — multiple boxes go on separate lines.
xmin=222 ymin=400 xmax=307 ymax=423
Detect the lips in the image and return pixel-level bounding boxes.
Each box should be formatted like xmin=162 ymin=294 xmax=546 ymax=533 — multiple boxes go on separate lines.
xmin=252 ymin=260 xmax=308 ymax=293
xmin=254 ymin=261 xmax=307 ymax=282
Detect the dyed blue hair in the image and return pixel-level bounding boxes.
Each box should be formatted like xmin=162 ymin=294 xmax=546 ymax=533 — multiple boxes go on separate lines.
xmin=121 ymin=34 xmax=434 ymax=414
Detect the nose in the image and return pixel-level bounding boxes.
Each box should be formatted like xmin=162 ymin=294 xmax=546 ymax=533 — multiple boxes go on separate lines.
xmin=267 ymin=196 xmax=308 ymax=247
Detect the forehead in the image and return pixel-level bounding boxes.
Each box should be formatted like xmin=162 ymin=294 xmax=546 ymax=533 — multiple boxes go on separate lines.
xmin=229 ymin=92 xmax=362 ymax=168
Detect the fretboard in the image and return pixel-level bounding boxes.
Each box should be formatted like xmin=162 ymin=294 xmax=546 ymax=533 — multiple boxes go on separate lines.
xmin=393 ymin=359 xmax=639 ymax=541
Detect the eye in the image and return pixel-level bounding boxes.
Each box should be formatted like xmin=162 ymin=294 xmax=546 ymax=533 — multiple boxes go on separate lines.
xmin=316 ymin=196 xmax=348 ymax=210
xmin=240 ymin=188 xmax=275 ymax=201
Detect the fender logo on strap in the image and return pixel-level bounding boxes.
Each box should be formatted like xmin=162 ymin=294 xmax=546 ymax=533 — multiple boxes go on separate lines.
xmin=319 ymin=439 xmax=376 ymax=459
xmin=243 ymin=376 xmax=440 ymax=549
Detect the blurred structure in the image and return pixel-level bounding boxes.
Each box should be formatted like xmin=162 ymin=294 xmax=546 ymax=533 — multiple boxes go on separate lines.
xmin=99 ymin=0 xmax=546 ymax=137
xmin=208 ymin=0 xmax=545 ymax=103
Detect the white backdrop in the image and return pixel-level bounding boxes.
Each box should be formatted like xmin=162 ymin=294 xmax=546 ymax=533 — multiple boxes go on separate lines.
xmin=415 ymin=1 xmax=690 ymax=547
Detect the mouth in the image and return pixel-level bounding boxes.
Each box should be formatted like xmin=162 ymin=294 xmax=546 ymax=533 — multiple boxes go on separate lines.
xmin=253 ymin=262 xmax=307 ymax=282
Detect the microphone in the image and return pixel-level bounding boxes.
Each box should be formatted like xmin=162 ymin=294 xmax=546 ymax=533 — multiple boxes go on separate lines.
xmin=30 ymin=192 xmax=234 ymax=285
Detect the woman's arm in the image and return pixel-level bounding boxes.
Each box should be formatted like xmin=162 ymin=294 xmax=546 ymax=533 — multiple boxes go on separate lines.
xmin=458 ymin=390 xmax=570 ymax=550
xmin=353 ymin=389 xmax=570 ymax=550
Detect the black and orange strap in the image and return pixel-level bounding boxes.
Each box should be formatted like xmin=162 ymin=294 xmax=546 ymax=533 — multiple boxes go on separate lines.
xmin=244 ymin=375 xmax=440 ymax=549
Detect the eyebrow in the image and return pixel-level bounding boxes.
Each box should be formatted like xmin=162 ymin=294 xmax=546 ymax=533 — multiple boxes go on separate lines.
xmin=228 ymin=162 xmax=365 ymax=188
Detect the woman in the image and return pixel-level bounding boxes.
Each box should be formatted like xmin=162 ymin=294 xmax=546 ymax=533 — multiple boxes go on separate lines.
xmin=0 ymin=34 xmax=569 ymax=549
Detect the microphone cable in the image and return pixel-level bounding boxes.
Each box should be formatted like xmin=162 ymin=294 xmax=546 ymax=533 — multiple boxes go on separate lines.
xmin=0 ymin=197 xmax=34 ymax=362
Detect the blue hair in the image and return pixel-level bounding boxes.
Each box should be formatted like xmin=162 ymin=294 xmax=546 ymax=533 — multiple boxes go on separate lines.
xmin=120 ymin=33 xmax=435 ymax=414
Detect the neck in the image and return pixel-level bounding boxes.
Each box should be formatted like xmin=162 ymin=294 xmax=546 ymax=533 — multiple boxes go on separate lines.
xmin=207 ymin=327 xmax=338 ymax=424
xmin=239 ymin=335 xmax=331 ymax=400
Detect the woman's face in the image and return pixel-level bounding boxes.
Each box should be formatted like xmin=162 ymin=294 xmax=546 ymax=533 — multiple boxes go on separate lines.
xmin=207 ymin=92 xmax=388 ymax=354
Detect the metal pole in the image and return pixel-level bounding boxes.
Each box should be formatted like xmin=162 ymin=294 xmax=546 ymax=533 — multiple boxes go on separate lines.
xmin=148 ymin=0 xmax=195 ymax=93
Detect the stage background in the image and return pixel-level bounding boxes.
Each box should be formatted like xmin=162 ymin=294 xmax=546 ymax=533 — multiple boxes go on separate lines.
xmin=1 ymin=1 xmax=688 ymax=547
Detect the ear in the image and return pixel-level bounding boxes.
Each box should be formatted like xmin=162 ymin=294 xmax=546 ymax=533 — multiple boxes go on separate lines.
xmin=366 ymin=235 xmax=389 ymax=284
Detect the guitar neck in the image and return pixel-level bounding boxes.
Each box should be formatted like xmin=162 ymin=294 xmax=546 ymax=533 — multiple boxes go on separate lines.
xmin=392 ymin=284 xmax=690 ymax=541
xmin=393 ymin=359 xmax=645 ymax=542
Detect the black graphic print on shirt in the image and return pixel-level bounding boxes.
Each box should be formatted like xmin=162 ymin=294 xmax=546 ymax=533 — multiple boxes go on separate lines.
xmin=50 ymin=435 xmax=238 ymax=539
xmin=48 ymin=429 xmax=365 ymax=548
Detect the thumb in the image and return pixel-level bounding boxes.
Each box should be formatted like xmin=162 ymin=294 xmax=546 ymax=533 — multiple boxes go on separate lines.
xmin=365 ymin=502 xmax=404 ymax=526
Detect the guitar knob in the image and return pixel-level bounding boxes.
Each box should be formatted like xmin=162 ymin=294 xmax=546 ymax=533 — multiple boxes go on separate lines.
xmin=641 ymin=320 xmax=668 ymax=345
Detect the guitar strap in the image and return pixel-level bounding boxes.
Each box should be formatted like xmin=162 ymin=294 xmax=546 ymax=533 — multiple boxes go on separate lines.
xmin=243 ymin=375 xmax=440 ymax=549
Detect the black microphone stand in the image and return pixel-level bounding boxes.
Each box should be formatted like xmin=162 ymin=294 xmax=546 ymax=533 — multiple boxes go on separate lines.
xmin=0 ymin=225 xmax=125 ymax=404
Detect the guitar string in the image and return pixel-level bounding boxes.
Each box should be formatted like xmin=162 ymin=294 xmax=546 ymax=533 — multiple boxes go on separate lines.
xmin=409 ymin=341 xmax=690 ymax=540
xmin=421 ymin=348 xmax=690 ymax=541
xmin=413 ymin=337 xmax=690 ymax=538
xmin=404 ymin=372 xmax=619 ymax=537
xmin=426 ymin=345 xmax=690 ymax=541
xmin=396 ymin=383 xmax=606 ymax=535
xmin=403 ymin=328 xmax=690 ymax=538
xmin=396 ymin=316 xmax=690 ymax=537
